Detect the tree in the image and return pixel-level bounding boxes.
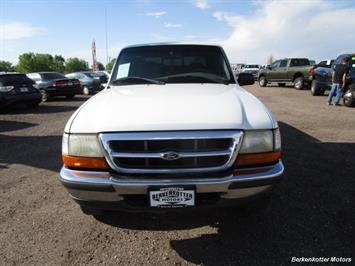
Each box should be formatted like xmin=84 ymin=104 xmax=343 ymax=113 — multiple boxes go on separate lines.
xmin=105 ymin=58 xmax=116 ymax=71
xmin=267 ymin=54 xmax=274 ymax=65
xmin=15 ymin=53 xmax=65 ymax=73
xmin=0 ymin=60 xmax=15 ymax=72
xmin=53 ymin=55 xmax=65 ymax=72
xmin=65 ymin=58 xmax=89 ymax=73
xmin=96 ymin=62 xmax=105 ymax=71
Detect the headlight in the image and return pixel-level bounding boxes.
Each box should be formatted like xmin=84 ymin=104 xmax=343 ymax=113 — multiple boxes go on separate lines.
xmin=62 ymin=133 xmax=104 ymax=157
xmin=239 ymin=130 xmax=274 ymax=153
xmin=236 ymin=129 xmax=282 ymax=167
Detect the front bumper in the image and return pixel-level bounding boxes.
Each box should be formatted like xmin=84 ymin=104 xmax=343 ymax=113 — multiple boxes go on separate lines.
xmin=59 ymin=161 xmax=284 ymax=210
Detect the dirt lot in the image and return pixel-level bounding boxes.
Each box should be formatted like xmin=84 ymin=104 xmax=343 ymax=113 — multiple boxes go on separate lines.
xmin=0 ymin=84 xmax=354 ymax=265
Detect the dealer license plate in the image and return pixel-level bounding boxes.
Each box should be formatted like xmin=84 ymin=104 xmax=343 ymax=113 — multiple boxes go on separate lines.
xmin=149 ymin=187 xmax=195 ymax=208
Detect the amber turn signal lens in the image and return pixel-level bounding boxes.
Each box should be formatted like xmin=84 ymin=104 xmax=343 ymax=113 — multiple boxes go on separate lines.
xmin=62 ymin=154 xmax=110 ymax=170
xmin=236 ymin=150 xmax=281 ymax=167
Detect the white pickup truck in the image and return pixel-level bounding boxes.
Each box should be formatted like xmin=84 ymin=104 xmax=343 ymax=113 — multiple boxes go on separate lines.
xmin=60 ymin=43 xmax=283 ymax=215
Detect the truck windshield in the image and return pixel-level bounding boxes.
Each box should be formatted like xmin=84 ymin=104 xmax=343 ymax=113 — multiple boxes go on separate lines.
xmin=111 ymin=45 xmax=235 ymax=85
xmin=41 ymin=72 xmax=66 ymax=80
xmin=244 ymin=65 xmax=259 ymax=68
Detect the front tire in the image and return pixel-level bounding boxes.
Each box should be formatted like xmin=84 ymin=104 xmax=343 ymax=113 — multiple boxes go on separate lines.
xmin=40 ymin=90 xmax=48 ymax=102
xmin=310 ymin=80 xmax=324 ymax=96
xmin=294 ymin=77 xmax=305 ymax=90
xmin=343 ymin=90 xmax=355 ymax=107
xmin=259 ymin=76 xmax=268 ymax=87
xmin=82 ymin=86 xmax=90 ymax=95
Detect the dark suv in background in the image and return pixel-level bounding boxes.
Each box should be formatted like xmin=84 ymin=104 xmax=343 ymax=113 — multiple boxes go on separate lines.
xmin=27 ymin=72 xmax=81 ymax=102
xmin=258 ymin=58 xmax=312 ymax=89
xmin=0 ymin=73 xmax=42 ymax=109
xmin=65 ymin=72 xmax=103 ymax=95
xmin=310 ymin=54 xmax=355 ymax=107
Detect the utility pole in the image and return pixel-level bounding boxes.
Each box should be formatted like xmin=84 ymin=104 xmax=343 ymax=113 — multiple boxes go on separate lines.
xmin=92 ymin=39 xmax=97 ymax=71
xmin=105 ymin=7 xmax=109 ymax=65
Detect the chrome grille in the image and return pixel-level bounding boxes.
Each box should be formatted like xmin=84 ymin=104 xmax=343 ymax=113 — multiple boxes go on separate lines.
xmin=99 ymin=131 xmax=243 ymax=174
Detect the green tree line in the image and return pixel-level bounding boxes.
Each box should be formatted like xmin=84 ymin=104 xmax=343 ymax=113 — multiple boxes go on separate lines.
xmin=0 ymin=53 xmax=115 ymax=73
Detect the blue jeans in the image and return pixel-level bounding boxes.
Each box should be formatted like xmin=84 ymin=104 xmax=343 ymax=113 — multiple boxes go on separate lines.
xmin=327 ymin=83 xmax=343 ymax=104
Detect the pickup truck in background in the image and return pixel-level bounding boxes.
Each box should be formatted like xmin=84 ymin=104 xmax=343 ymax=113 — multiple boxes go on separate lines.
xmin=59 ymin=43 xmax=284 ymax=215
xmin=310 ymin=53 xmax=355 ymax=107
xmin=258 ymin=58 xmax=312 ymax=89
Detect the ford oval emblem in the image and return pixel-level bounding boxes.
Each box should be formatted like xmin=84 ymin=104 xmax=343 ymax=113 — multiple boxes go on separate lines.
xmin=161 ymin=151 xmax=180 ymax=161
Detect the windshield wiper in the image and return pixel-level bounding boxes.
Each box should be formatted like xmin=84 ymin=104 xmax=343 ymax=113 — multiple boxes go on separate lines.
xmin=111 ymin=76 xmax=165 ymax=85
xmin=157 ymin=73 xmax=230 ymax=85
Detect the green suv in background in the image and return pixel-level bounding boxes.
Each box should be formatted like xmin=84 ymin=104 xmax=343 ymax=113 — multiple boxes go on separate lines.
xmin=258 ymin=58 xmax=312 ymax=89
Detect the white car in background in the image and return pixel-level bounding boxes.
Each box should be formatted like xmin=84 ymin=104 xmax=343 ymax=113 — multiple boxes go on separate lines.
xmin=59 ymin=43 xmax=283 ymax=215
xmin=241 ymin=64 xmax=261 ymax=80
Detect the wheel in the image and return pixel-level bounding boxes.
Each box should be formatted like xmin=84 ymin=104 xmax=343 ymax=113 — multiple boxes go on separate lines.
xmin=259 ymin=76 xmax=267 ymax=87
xmin=40 ymin=90 xmax=48 ymax=102
xmin=310 ymin=80 xmax=324 ymax=96
xmin=278 ymin=83 xmax=286 ymax=87
xmin=82 ymin=86 xmax=90 ymax=95
xmin=343 ymin=90 xmax=355 ymax=107
xmin=294 ymin=76 xmax=305 ymax=90
xmin=80 ymin=206 xmax=106 ymax=216
xmin=66 ymin=94 xmax=75 ymax=99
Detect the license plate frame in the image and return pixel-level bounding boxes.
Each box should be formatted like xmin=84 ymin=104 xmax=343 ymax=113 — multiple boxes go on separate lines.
xmin=148 ymin=186 xmax=196 ymax=208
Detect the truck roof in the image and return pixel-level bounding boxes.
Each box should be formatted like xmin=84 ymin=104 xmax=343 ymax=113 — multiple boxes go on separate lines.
xmin=122 ymin=42 xmax=223 ymax=49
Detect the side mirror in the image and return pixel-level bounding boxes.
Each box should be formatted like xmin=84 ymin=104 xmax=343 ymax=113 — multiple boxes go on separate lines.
xmin=237 ymin=73 xmax=254 ymax=86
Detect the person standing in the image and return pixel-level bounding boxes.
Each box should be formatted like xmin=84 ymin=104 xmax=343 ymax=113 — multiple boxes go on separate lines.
xmin=327 ymin=57 xmax=350 ymax=106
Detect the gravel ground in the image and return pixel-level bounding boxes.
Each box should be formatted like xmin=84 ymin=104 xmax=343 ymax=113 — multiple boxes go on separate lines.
xmin=0 ymin=84 xmax=354 ymax=265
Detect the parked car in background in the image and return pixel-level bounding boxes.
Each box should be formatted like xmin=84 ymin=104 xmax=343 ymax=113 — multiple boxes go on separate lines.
xmin=310 ymin=54 xmax=355 ymax=107
xmin=309 ymin=59 xmax=334 ymax=96
xmin=65 ymin=72 xmax=102 ymax=95
xmin=59 ymin=43 xmax=283 ymax=215
xmin=95 ymin=71 xmax=110 ymax=87
xmin=241 ymin=64 xmax=261 ymax=80
xmin=0 ymin=73 xmax=42 ymax=108
xmin=258 ymin=58 xmax=312 ymax=89
xmin=309 ymin=60 xmax=316 ymax=66
xmin=27 ymin=72 xmax=80 ymax=102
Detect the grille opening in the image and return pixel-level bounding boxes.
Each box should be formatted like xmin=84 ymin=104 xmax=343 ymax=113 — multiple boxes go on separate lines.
xmin=114 ymin=156 xmax=229 ymax=169
xmin=109 ymin=138 xmax=232 ymax=153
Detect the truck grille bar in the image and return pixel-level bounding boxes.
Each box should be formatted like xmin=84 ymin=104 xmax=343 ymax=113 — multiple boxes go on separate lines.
xmin=99 ymin=131 xmax=243 ymax=174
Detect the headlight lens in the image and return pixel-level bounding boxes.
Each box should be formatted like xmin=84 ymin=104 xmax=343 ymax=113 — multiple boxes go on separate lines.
xmin=62 ymin=133 xmax=104 ymax=157
xmin=239 ymin=130 xmax=278 ymax=154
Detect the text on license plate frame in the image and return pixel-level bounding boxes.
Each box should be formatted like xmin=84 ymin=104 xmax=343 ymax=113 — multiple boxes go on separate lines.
xmin=148 ymin=186 xmax=195 ymax=208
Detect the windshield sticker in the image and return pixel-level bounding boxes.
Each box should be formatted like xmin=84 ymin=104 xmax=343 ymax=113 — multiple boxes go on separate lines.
xmin=352 ymin=57 xmax=355 ymax=60
xmin=117 ymin=63 xmax=130 ymax=78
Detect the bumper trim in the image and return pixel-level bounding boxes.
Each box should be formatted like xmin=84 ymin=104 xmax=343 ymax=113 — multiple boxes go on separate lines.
xmin=61 ymin=180 xmax=115 ymax=192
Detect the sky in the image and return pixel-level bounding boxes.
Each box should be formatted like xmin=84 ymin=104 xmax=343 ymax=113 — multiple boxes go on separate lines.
xmin=1 ymin=0 xmax=355 ymax=66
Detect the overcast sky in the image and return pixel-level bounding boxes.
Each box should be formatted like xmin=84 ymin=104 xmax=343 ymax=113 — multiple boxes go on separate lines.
xmin=1 ymin=0 xmax=354 ymax=65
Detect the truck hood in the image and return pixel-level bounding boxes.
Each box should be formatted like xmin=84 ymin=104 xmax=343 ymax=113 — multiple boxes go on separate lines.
xmin=66 ymin=83 xmax=276 ymax=133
